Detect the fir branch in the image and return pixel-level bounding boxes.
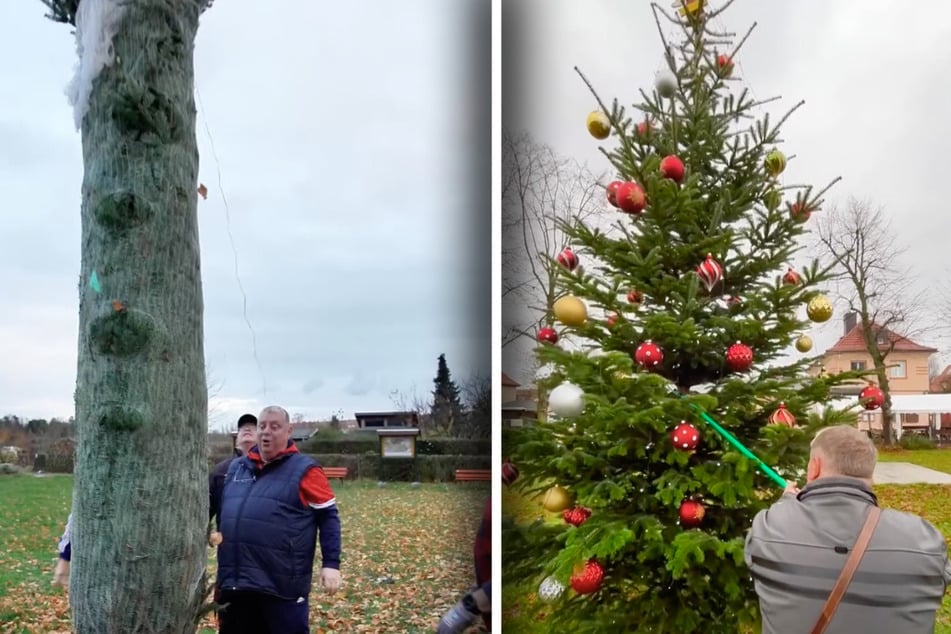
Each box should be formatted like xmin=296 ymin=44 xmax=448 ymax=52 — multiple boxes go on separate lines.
xmin=40 ymin=0 xmax=78 ymax=25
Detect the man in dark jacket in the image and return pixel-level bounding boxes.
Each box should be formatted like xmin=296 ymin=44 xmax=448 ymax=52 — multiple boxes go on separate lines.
xmin=209 ymin=413 xmax=258 ymax=528
xmin=216 ymin=405 xmax=341 ymax=634
xmin=745 ymin=424 xmax=951 ymax=633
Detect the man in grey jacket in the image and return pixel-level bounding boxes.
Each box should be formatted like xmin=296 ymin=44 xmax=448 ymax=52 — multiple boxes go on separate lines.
xmin=745 ymin=424 xmax=951 ymax=633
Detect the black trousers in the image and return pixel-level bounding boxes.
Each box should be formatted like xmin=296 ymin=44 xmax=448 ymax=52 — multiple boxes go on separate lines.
xmin=217 ymin=590 xmax=309 ymax=634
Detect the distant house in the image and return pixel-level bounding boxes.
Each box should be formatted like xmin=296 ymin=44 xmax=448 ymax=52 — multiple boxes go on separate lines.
xmin=814 ymin=312 xmax=940 ymax=435
xmin=501 ymin=372 xmax=537 ymax=426
xmin=354 ymin=411 xmax=419 ymax=429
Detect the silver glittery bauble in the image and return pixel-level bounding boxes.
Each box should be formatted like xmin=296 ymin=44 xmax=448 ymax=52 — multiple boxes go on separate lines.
xmin=655 ymin=70 xmax=677 ymax=98
xmin=538 ymin=576 xmax=565 ymax=602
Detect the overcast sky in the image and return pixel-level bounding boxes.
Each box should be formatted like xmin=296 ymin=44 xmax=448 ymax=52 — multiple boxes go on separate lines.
xmin=502 ymin=0 xmax=951 ymax=385
xmin=0 ymin=0 xmax=490 ymax=430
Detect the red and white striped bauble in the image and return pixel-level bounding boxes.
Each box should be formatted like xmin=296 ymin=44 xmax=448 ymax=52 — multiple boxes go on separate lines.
xmin=557 ymin=247 xmax=579 ymax=271
xmin=768 ymin=402 xmax=796 ymax=427
xmin=696 ymin=254 xmax=723 ymax=292
xmin=502 ymin=460 xmax=519 ymax=487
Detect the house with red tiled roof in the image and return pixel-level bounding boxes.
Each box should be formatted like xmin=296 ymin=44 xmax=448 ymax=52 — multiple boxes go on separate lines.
xmin=815 ymin=312 xmax=939 ymax=435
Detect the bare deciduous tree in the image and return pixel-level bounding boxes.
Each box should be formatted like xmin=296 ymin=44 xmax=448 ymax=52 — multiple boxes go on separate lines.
xmin=816 ymin=197 xmax=932 ymax=445
xmin=501 ymin=130 xmax=608 ymax=420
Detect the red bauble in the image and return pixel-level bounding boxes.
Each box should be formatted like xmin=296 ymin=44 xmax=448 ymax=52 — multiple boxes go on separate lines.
xmin=859 ymin=385 xmax=885 ymax=410
xmin=606 ymin=313 xmax=619 ymax=328
xmin=791 ymin=202 xmax=811 ymax=223
xmin=606 ymin=180 xmax=623 ymax=207
xmin=725 ymin=341 xmax=754 ymax=372
xmin=717 ymin=54 xmax=734 ymax=77
xmin=501 ymin=460 xmax=519 ymax=487
xmin=563 ymin=506 xmax=592 ymax=527
xmin=696 ymin=254 xmax=724 ymax=292
xmin=679 ymin=500 xmax=705 ymax=528
xmin=627 ymin=289 xmax=643 ymax=304
xmin=671 ymin=421 xmax=700 ymax=451
xmin=537 ymin=327 xmax=559 ymax=344
xmin=557 ymin=247 xmax=579 ymax=271
xmin=768 ymin=402 xmax=796 ymax=427
xmin=616 ymin=181 xmax=647 ymax=214
xmin=634 ymin=340 xmax=664 ymax=369
xmin=635 ymin=120 xmax=652 ymax=138
xmin=570 ymin=560 xmax=604 ymax=595
xmin=782 ymin=267 xmax=802 ymax=285
xmin=659 ymin=155 xmax=685 ymax=184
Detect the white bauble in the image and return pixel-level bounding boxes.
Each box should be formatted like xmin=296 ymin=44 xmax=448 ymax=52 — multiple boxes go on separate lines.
xmin=538 ymin=576 xmax=565 ymax=602
xmin=549 ymin=382 xmax=585 ymax=418
xmin=655 ymin=70 xmax=677 ymax=98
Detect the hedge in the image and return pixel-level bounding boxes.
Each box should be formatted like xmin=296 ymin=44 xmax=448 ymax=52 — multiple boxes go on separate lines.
xmin=301 ymin=437 xmax=490 ymax=457
xmin=304 ymin=453 xmax=491 ymax=482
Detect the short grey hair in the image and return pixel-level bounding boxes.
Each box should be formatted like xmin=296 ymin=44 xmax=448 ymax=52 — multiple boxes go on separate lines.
xmin=810 ymin=425 xmax=877 ymax=478
xmin=259 ymin=405 xmax=290 ymax=424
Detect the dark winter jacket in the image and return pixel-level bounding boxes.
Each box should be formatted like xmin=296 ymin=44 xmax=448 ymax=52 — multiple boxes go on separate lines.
xmin=209 ymin=449 xmax=241 ymax=528
xmin=745 ymin=476 xmax=951 ymax=633
xmin=216 ymin=445 xmax=340 ymax=601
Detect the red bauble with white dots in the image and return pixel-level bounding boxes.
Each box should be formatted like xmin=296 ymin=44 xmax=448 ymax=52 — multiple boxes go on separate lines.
xmin=606 ymin=180 xmax=623 ymax=207
xmin=725 ymin=341 xmax=754 ymax=372
xmin=660 ymin=155 xmax=685 ymax=184
xmin=501 ymin=460 xmax=519 ymax=487
xmin=679 ymin=500 xmax=705 ymax=528
xmin=537 ymin=327 xmax=558 ymax=344
xmin=627 ymin=289 xmax=643 ymax=304
xmin=616 ymin=181 xmax=647 ymax=214
xmin=634 ymin=340 xmax=664 ymax=369
xmin=570 ymin=560 xmax=604 ymax=595
xmin=860 ymin=385 xmax=885 ymax=410
xmin=671 ymin=421 xmax=700 ymax=451
xmin=557 ymin=247 xmax=579 ymax=271
xmin=563 ymin=506 xmax=592 ymax=527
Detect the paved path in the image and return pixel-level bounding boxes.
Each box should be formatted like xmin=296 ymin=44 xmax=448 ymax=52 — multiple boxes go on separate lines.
xmin=873 ymin=462 xmax=951 ymax=485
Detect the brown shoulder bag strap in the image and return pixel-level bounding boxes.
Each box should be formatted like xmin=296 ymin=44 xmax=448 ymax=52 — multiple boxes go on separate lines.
xmin=810 ymin=505 xmax=882 ymax=634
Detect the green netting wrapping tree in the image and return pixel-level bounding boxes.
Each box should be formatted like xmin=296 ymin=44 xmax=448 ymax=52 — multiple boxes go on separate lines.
xmin=501 ymin=2 xmax=859 ymax=632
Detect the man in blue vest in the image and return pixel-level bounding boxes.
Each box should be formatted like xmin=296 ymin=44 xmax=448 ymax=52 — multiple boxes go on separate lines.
xmin=216 ymin=405 xmax=342 ymax=633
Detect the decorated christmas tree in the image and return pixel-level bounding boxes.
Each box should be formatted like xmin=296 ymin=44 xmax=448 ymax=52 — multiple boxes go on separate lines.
xmin=501 ymin=2 xmax=864 ymax=632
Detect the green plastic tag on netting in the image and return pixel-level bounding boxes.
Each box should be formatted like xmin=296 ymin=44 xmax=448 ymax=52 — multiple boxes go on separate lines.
xmin=89 ymin=271 xmax=102 ymax=294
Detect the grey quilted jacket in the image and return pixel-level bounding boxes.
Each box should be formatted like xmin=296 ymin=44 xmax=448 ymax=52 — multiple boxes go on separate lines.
xmin=744 ymin=476 xmax=951 ymax=633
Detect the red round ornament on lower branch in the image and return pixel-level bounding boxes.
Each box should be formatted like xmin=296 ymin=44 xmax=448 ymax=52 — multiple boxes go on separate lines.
xmin=570 ymin=560 xmax=604 ymax=595
xmin=671 ymin=421 xmax=700 ymax=451
xmin=634 ymin=340 xmax=664 ymax=369
xmin=501 ymin=460 xmax=519 ymax=487
xmin=679 ymin=499 xmax=705 ymax=528
xmin=859 ymin=384 xmax=885 ymax=410
xmin=660 ymin=155 xmax=685 ymax=184
xmin=725 ymin=341 xmax=754 ymax=372
xmin=563 ymin=506 xmax=592 ymax=527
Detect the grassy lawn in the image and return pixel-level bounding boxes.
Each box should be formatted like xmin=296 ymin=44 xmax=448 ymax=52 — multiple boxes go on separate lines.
xmin=0 ymin=474 xmax=489 ymax=633
xmin=502 ymin=469 xmax=951 ymax=632
xmin=876 ymin=446 xmax=951 ymax=473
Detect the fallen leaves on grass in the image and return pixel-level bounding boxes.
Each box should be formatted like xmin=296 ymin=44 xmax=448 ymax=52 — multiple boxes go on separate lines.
xmin=2 ymin=476 xmax=489 ymax=633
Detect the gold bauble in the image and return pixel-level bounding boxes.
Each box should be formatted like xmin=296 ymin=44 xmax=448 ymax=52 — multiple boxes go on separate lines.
xmin=806 ymin=295 xmax=833 ymax=323
xmin=553 ymin=296 xmax=588 ymax=327
xmin=586 ymin=111 xmax=611 ymax=140
xmin=765 ymin=149 xmax=786 ymax=177
xmin=795 ymin=335 xmax=813 ymax=353
xmin=542 ymin=485 xmax=573 ymax=513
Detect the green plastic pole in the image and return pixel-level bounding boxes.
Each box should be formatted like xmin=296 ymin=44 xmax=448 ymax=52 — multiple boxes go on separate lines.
xmin=684 ymin=401 xmax=787 ymax=490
